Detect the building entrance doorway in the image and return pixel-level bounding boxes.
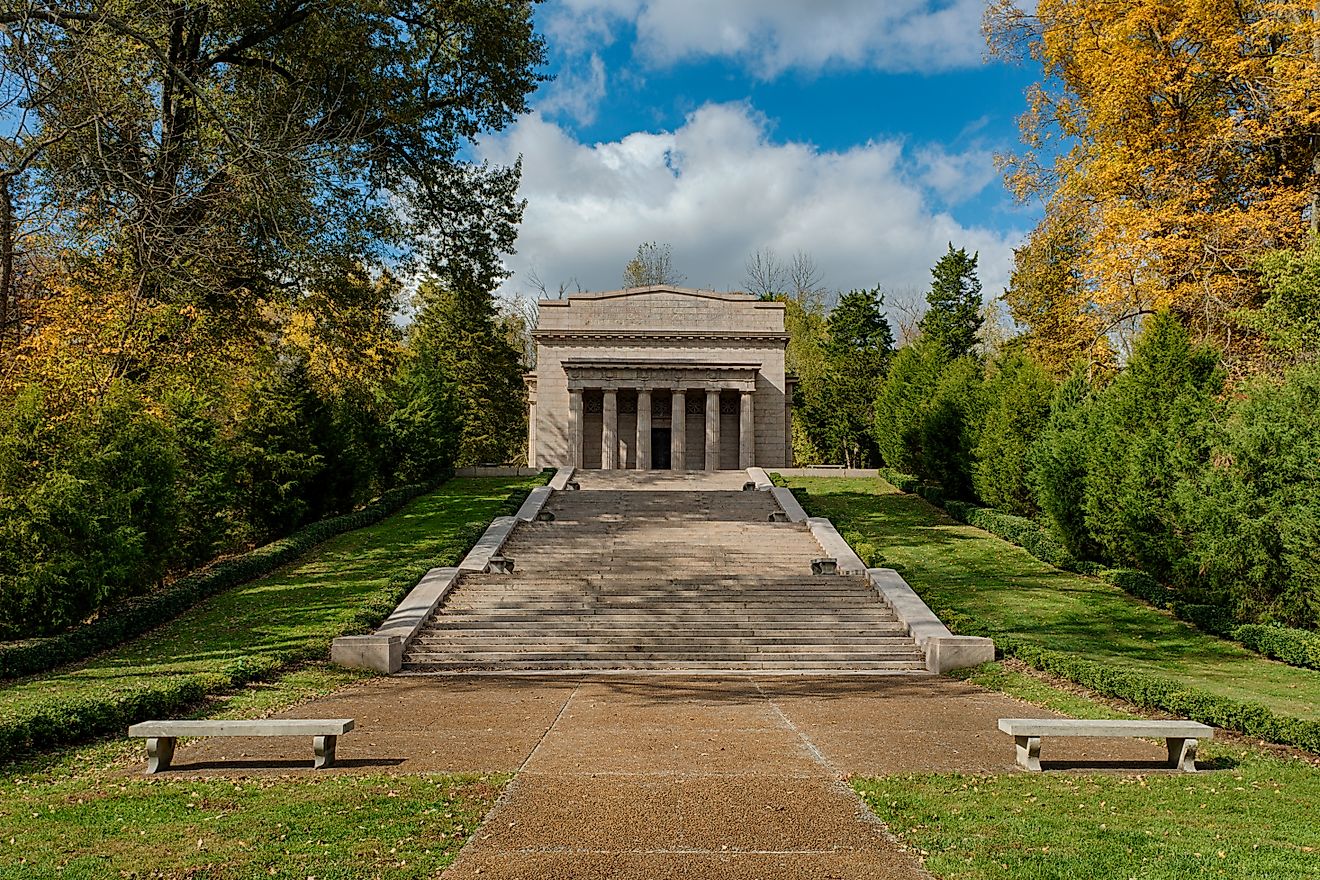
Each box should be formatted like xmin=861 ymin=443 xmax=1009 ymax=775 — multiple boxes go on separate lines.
xmin=651 ymin=428 xmax=671 ymax=469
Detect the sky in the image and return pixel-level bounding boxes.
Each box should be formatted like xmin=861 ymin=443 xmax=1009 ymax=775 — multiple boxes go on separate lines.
xmin=476 ymin=0 xmax=1044 ymax=310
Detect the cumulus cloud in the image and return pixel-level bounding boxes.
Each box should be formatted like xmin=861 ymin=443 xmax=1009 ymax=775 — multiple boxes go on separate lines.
xmin=538 ymin=52 xmax=608 ymax=126
xmin=915 ymin=143 xmax=1000 ymax=205
xmin=544 ymin=0 xmax=989 ymax=76
xmin=477 ymin=102 xmax=1023 ymax=305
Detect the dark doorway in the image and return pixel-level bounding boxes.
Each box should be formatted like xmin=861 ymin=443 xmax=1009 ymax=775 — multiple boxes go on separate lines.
xmin=651 ymin=428 xmax=671 ymax=469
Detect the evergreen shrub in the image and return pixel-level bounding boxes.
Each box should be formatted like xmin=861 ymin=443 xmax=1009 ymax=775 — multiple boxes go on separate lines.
xmin=1233 ymin=625 xmax=1320 ymax=671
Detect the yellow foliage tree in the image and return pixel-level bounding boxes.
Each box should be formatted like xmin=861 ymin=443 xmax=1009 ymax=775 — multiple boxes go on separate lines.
xmin=987 ymin=0 xmax=1320 ymax=365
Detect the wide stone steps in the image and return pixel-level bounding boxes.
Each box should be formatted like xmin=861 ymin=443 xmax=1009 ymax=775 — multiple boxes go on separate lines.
xmin=406 ymin=658 xmax=926 ymax=672
xmin=402 ymin=476 xmax=926 ymax=673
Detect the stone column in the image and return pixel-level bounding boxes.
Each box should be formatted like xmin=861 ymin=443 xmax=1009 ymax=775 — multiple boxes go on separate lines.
xmin=739 ymin=389 xmax=755 ymax=468
xmin=705 ymin=389 xmax=720 ymax=471
xmin=602 ymin=388 xmax=618 ymax=469
xmin=568 ymin=388 xmax=584 ymax=468
xmin=636 ymin=388 xmax=652 ymax=470
xmin=671 ymin=389 xmax=686 ymax=471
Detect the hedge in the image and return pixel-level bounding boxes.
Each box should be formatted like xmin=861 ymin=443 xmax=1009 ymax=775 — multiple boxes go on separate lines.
xmin=0 ymin=482 xmax=440 ymax=681
xmin=878 ymin=471 xmax=1320 ymax=672
xmin=925 ymin=603 xmax=1320 ymax=754
xmin=0 ymin=487 xmax=531 ymax=763
xmin=1102 ymin=568 xmax=1171 ymax=607
xmin=1233 ymin=625 xmax=1320 ymax=672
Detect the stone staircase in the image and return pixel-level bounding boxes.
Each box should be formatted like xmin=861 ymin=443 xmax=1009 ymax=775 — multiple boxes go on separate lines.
xmin=403 ymin=473 xmax=927 ymax=672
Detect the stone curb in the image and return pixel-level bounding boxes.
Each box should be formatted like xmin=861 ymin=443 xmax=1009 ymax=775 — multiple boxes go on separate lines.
xmin=548 ymin=466 xmax=576 ymax=491
xmin=769 ymin=487 xmax=809 ymax=523
xmin=333 ymin=471 xmax=566 ymax=674
xmin=514 ymin=486 xmax=554 ymax=521
xmin=867 ymin=567 xmax=995 ymax=674
xmin=744 ymin=467 xmax=774 ymax=491
xmin=807 ymin=517 xmax=867 ymax=574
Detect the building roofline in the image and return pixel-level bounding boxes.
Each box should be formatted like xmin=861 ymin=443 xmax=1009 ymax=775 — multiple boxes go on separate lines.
xmin=537 ymin=285 xmax=783 ymax=309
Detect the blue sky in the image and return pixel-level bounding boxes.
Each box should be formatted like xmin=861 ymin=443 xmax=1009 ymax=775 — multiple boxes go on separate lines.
xmin=478 ymin=1 xmax=1043 ymax=309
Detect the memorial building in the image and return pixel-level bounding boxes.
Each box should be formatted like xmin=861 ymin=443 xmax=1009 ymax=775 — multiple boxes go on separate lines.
xmin=526 ymin=286 xmax=794 ymax=470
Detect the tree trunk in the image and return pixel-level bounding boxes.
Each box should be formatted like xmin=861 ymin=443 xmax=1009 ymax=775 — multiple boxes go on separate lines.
xmin=0 ymin=178 xmax=13 ymax=351
xmin=1313 ymin=2 xmax=1319 ymax=235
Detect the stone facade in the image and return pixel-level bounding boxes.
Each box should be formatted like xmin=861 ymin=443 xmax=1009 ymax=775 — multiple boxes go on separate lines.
xmin=526 ymin=286 xmax=794 ymax=469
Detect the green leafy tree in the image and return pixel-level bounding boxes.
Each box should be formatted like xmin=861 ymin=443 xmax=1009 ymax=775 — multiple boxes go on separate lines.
xmin=1239 ymin=240 xmax=1320 ymax=366
xmin=1187 ymin=362 xmax=1320 ymax=628
xmin=920 ymin=244 xmax=985 ymax=358
xmin=820 ymin=286 xmax=894 ymax=466
xmin=873 ymin=340 xmax=946 ymax=473
xmin=0 ymin=1 xmax=545 ymax=332
xmin=1030 ymin=366 xmax=1102 ymax=558
xmin=412 ymin=273 xmax=526 ymax=467
xmin=1083 ymin=312 xmax=1223 ymax=581
xmin=973 ymin=350 xmax=1056 ymax=515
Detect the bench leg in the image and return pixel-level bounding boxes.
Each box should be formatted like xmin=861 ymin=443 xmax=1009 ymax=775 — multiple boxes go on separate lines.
xmin=1167 ymin=737 xmax=1198 ymax=772
xmin=313 ymin=734 xmax=337 ymax=769
xmin=1015 ymin=735 xmax=1042 ymax=771
xmin=145 ymin=737 xmax=176 ymax=774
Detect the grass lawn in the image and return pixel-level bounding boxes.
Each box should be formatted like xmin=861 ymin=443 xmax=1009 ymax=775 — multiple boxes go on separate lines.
xmin=0 ymin=771 xmax=504 ymax=879
xmin=0 ymin=662 xmax=506 ymax=879
xmin=0 ymin=473 xmax=541 ymax=876
xmin=780 ymin=476 xmax=1320 ymax=722
xmin=854 ymin=663 xmax=1320 ymax=880
xmin=0 ymin=475 xmax=544 ymax=750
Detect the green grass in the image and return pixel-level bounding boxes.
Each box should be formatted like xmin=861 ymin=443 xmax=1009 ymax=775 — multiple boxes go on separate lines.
xmin=0 ymin=475 xmax=543 ymax=750
xmin=0 ymin=472 xmax=539 ymax=876
xmin=0 ymin=660 xmax=505 ymax=879
xmin=854 ymin=662 xmax=1320 ymax=880
xmin=0 ymin=771 xmax=504 ymax=879
xmin=782 ymin=476 xmax=1320 ymax=721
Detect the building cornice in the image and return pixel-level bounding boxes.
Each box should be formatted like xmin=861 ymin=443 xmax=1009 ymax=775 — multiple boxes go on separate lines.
xmin=533 ymin=329 xmax=790 ymax=343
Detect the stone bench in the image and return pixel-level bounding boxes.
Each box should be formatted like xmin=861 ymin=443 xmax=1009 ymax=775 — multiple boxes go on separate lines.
xmin=998 ymin=718 xmax=1212 ymax=772
xmin=127 ymin=719 xmax=355 ymax=773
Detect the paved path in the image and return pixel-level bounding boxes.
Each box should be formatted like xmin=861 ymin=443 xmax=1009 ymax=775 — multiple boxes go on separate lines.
xmin=160 ymin=674 xmax=1168 ymax=879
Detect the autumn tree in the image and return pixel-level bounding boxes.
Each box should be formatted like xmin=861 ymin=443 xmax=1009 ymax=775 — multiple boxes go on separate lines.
xmin=1003 ymin=215 xmax=1111 ymax=375
xmin=986 ymin=0 xmax=1320 ymax=365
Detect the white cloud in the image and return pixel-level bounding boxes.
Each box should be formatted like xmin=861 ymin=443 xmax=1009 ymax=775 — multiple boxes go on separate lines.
xmin=478 ymin=103 xmax=1023 ymax=305
xmin=915 ymin=143 xmax=999 ymax=205
xmin=545 ymin=0 xmax=989 ymax=76
xmin=538 ymin=52 xmax=608 ymax=126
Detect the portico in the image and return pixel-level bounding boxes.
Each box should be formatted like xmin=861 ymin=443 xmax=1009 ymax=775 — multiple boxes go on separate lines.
xmin=526 ymin=286 xmax=793 ymax=470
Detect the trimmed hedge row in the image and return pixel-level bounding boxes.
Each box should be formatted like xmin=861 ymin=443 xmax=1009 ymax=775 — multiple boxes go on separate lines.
xmin=1101 ymin=568 xmax=1171 ymax=607
xmin=924 ymin=602 xmax=1320 ymax=754
xmin=0 ymin=482 xmax=438 ymax=681
xmin=1235 ymin=625 xmax=1320 ymax=672
xmin=0 ymin=486 xmax=534 ymax=763
xmin=1003 ymin=637 xmax=1320 ymax=754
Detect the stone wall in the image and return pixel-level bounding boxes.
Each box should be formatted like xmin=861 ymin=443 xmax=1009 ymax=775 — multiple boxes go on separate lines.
xmin=530 ymin=287 xmax=791 ymax=469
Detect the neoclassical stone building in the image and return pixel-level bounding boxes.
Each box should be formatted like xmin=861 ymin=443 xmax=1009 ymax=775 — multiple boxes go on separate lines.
xmin=526 ymin=286 xmax=794 ymax=470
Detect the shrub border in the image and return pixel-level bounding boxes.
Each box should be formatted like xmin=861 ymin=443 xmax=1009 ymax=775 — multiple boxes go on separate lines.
xmin=0 ymin=484 xmax=538 ymax=763
xmin=876 ymin=467 xmax=1320 ymax=673
xmin=0 ymin=482 xmax=438 ymax=680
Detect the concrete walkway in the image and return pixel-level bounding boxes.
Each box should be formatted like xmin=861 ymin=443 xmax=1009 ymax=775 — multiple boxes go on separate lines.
xmin=158 ymin=674 xmax=1169 ymax=879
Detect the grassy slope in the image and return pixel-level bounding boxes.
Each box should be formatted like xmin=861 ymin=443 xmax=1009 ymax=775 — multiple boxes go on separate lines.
xmin=0 ymin=476 xmax=542 ymax=720
xmin=783 ymin=476 xmax=1320 ymax=721
xmin=854 ymin=663 xmax=1320 ymax=880
xmin=0 ymin=475 xmax=543 ymax=877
